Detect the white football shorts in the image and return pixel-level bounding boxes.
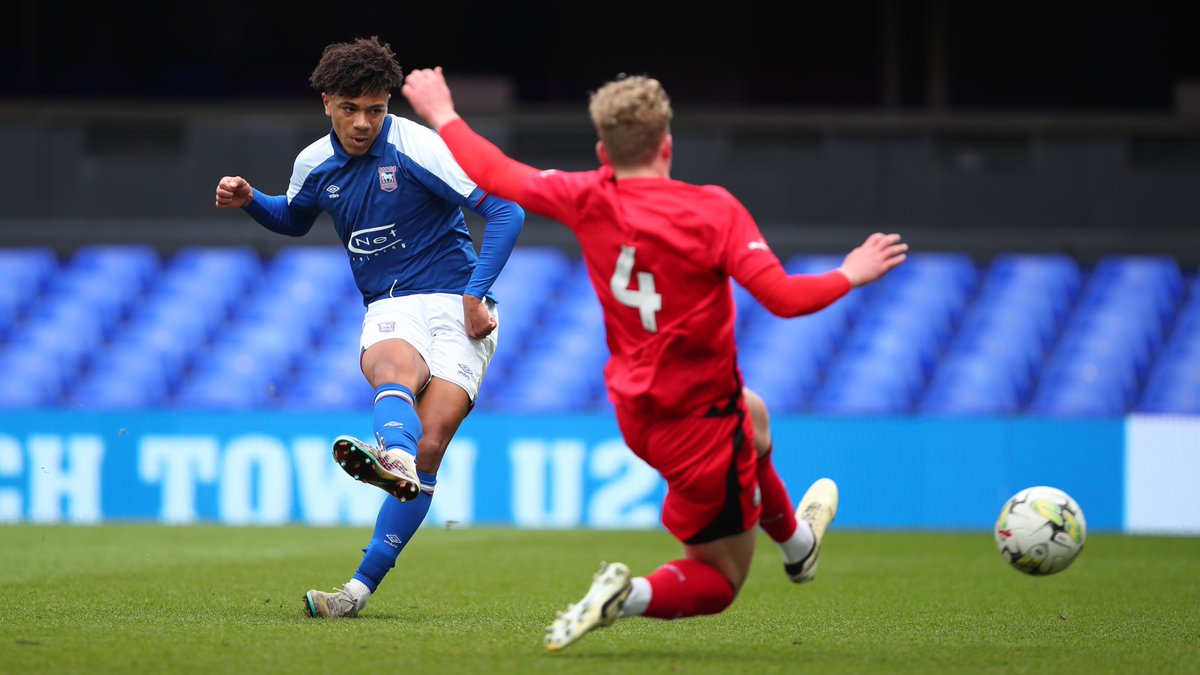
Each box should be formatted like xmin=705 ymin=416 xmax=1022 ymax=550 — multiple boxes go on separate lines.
xmin=360 ymin=293 xmax=499 ymax=401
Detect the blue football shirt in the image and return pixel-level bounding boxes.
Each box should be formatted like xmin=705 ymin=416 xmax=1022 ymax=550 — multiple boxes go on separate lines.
xmin=243 ymin=114 xmax=521 ymax=305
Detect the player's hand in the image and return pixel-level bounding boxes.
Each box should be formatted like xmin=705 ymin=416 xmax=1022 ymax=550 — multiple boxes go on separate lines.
xmin=837 ymin=232 xmax=908 ymax=287
xmin=215 ymin=176 xmax=253 ymax=209
xmin=463 ymin=294 xmax=496 ymax=340
xmin=401 ymin=67 xmax=461 ymax=131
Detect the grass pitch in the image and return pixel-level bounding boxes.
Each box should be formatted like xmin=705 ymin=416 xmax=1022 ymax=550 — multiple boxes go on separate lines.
xmin=1 ymin=525 xmax=1197 ymax=674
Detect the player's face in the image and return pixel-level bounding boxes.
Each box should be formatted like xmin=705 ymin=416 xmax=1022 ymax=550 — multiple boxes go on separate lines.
xmin=323 ymin=92 xmax=390 ymax=157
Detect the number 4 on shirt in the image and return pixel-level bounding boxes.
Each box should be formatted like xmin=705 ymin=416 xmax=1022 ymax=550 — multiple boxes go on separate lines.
xmin=610 ymin=245 xmax=662 ymax=333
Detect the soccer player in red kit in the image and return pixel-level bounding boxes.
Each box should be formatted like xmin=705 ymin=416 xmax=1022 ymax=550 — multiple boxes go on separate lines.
xmin=402 ymin=68 xmax=907 ymax=650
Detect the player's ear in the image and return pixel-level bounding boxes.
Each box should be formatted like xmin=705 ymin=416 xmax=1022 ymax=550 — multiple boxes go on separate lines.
xmin=660 ymin=134 xmax=673 ymax=162
xmin=595 ymin=140 xmax=611 ymax=166
xmin=321 ymin=93 xmax=333 ymax=116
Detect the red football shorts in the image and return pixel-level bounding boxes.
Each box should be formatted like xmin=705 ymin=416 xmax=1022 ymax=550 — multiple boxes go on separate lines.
xmin=615 ymin=398 xmax=761 ymax=544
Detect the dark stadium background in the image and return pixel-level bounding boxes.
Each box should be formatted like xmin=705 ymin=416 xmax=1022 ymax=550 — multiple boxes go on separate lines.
xmin=4 ymin=1 xmax=1199 ymax=261
xmin=7 ymin=2 xmax=1199 ymax=110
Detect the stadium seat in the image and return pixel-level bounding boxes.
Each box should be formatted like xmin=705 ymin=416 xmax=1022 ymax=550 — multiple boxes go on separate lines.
xmin=68 ymin=243 xmax=161 ymax=291
xmin=1088 ymin=254 xmax=1184 ymax=326
xmin=170 ymin=245 xmax=263 ymax=282
xmin=810 ymin=359 xmax=913 ymax=415
xmin=172 ymin=375 xmax=278 ymax=410
xmin=1028 ymin=356 xmax=1133 ymax=417
xmin=71 ymin=367 xmax=170 ymax=409
xmin=487 ymin=247 xmax=575 ymax=374
xmin=738 ymin=320 xmax=830 ymax=411
xmin=920 ymin=353 xmax=1022 ymax=415
xmin=0 ymin=246 xmax=59 ymax=299
xmin=1136 ymin=299 xmax=1200 ymax=413
xmin=739 ymin=355 xmax=814 ymax=412
xmin=0 ymin=244 xmax=1194 ymax=415
xmin=941 ymin=328 xmax=1037 ymax=402
xmin=6 ymin=313 xmax=97 ymax=382
xmin=0 ymin=350 xmax=67 ymax=408
xmin=983 ymin=252 xmax=1082 ymax=325
xmin=1137 ymin=358 xmax=1200 ymax=414
xmin=278 ymin=372 xmax=373 ymax=410
xmin=38 ymin=276 xmax=133 ymax=339
xmin=268 ymin=244 xmax=351 ymax=281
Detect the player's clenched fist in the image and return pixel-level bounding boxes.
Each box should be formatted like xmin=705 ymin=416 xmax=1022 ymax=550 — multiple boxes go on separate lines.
xmin=214 ymin=176 xmax=254 ymax=208
xmin=401 ymin=67 xmax=461 ymax=132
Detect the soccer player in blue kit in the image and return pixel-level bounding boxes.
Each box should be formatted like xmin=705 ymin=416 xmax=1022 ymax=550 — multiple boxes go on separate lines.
xmin=213 ymin=36 xmax=524 ymax=618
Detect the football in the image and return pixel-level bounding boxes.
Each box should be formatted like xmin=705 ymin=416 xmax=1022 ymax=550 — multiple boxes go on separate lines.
xmin=994 ymin=485 xmax=1087 ymax=575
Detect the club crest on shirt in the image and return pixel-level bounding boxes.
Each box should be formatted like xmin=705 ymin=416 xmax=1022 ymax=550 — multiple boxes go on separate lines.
xmin=378 ymin=165 xmax=398 ymax=192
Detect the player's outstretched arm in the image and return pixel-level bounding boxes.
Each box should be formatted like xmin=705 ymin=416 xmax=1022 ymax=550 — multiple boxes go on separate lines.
xmin=214 ymin=176 xmax=254 ymax=209
xmin=403 ymin=67 xmax=541 ymax=204
xmin=402 ymin=67 xmax=461 ymax=132
xmin=837 ymin=232 xmax=908 ymax=287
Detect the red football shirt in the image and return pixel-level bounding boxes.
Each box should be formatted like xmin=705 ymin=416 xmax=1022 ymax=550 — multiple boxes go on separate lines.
xmin=439 ymin=119 xmax=852 ymax=417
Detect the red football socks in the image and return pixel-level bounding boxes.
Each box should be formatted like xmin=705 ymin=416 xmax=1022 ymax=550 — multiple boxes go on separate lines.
xmin=643 ymin=559 xmax=734 ymax=619
xmin=756 ymin=447 xmax=798 ymax=542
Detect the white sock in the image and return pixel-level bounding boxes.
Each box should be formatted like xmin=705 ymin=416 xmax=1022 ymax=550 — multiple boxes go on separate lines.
xmin=778 ymin=520 xmax=816 ymax=565
xmin=621 ymin=577 xmax=651 ymax=617
xmin=345 ymin=578 xmax=372 ymax=609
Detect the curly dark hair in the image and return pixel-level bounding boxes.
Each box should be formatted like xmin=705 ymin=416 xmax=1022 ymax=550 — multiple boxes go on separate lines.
xmin=309 ymin=36 xmax=403 ymax=97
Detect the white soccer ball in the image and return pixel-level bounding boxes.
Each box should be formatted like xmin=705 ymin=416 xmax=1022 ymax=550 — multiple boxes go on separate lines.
xmin=994 ymin=485 xmax=1087 ymax=575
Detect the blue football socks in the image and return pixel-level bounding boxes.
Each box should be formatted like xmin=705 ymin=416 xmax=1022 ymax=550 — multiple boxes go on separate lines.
xmin=353 ymin=470 xmax=438 ymax=591
xmin=372 ymin=384 xmax=421 ymax=457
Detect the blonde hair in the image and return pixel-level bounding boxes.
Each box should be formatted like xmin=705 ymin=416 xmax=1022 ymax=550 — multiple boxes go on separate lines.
xmin=588 ymin=74 xmax=673 ymax=168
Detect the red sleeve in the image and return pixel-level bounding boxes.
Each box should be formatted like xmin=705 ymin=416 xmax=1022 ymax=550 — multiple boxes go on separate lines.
xmin=741 ymin=263 xmax=853 ymax=317
xmin=438 ymin=118 xmax=539 ymax=202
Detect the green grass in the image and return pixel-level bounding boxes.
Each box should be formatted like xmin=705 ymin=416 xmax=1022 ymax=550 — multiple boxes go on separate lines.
xmin=1 ymin=526 xmax=1198 ymax=674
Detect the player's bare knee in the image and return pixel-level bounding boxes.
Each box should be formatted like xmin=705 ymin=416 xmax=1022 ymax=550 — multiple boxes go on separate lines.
xmin=743 ymin=387 xmax=772 ymax=455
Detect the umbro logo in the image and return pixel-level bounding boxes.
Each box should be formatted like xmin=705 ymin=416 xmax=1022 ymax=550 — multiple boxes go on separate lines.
xmin=326 ymin=184 xmax=341 ymax=199
xmin=748 ymin=240 xmax=769 ymax=252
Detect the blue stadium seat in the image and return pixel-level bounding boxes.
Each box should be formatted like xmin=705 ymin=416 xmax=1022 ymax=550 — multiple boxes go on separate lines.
xmin=6 ymin=311 xmax=98 ymax=382
xmin=37 ymin=276 xmax=133 ymax=339
xmin=1138 ymin=360 xmax=1200 ymax=414
xmin=879 ymin=251 xmax=979 ymax=297
xmin=1136 ymin=299 xmax=1200 ymax=413
xmin=96 ymin=339 xmax=189 ymax=393
xmin=264 ymin=245 xmax=357 ymax=314
xmin=810 ymin=359 xmax=913 ymax=415
xmin=123 ymin=297 xmax=224 ymax=349
xmin=983 ymin=252 xmax=1082 ymax=324
xmin=920 ymin=353 xmax=1021 ymax=415
xmin=278 ymin=370 xmax=373 ymax=410
xmin=68 ymin=244 xmax=161 ymax=291
xmin=0 ymin=247 xmax=59 ymax=341
xmin=170 ymin=245 xmax=263 ymax=283
xmin=0 ymin=246 xmax=59 ymax=299
xmin=739 ymin=355 xmax=814 ymax=412
xmin=1032 ymin=256 xmax=1185 ymax=416
xmin=1088 ymin=254 xmax=1184 ymax=326
xmin=172 ymin=375 xmax=277 ymax=410
xmin=938 ymin=325 xmax=1039 ymax=404
xmin=173 ymin=343 xmax=285 ymax=409
xmin=268 ymin=244 xmax=351 ymax=281
xmin=1029 ymin=354 xmax=1134 ymax=417
xmin=488 ymin=247 xmax=575 ymax=374
xmin=71 ymin=359 xmax=170 ymax=410
xmin=0 ymin=350 xmax=66 ymax=408
xmin=158 ymin=246 xmax=263 ymax=319
xmin=738 ymin=318 xmax=832 ymax=411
